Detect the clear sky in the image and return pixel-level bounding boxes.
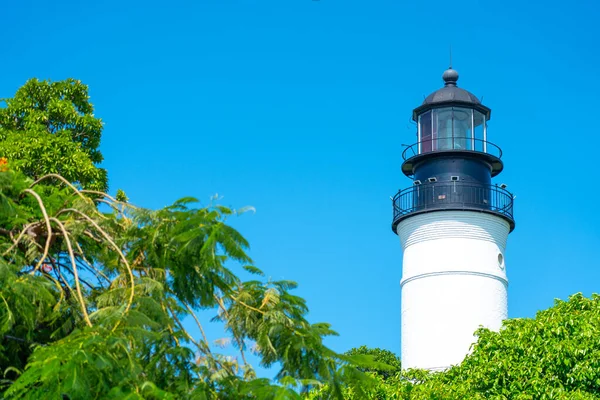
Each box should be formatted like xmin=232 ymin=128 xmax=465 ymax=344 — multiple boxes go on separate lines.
xmin=2 ymin=0 xmax=600 ymax=375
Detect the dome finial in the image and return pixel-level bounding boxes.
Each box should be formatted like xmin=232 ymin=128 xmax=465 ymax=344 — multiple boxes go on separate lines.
xmin=442 ymin=67 xmax=458 ymax=87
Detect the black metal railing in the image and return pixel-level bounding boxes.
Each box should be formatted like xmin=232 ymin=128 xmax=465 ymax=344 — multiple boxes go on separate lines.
xmin=392 ymin=181 xmax=514 ymax=229
xmin=401 ymin=138 xmax=503 ymax=161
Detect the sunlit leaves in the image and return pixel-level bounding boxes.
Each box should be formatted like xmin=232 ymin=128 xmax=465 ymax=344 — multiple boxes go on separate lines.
xmin=0 ymin=79 xmax=107 ymax=191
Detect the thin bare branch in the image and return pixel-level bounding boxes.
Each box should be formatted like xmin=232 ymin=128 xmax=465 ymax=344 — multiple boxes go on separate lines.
xmin=161 ymin=301 xmax=180 ymax=346
xmin=56 ymin=262 xmax=96 ymax=290
xmin=214 ymin=294 xmax=249 ymax=368
xmin=22 ymin=189 xmax=53 ymax=276
xmin=56 ymin=208 xmax=135 ymax=327
xmin=229 ymin=295 xmax=266 ymax=315
xmin=81 ymin=229 xmax=103 ymax=243
xmin=80 ymin=190 xmax=138 ymax=210
xmin=183 ymin=302 xmax=212 ymax=354
xmin=2 ymin=222 xmax=40 ymax=256
xmin=49 ymin=217 xmax=92 ymax=327
xmin=162 ymin=299 xmax=231 ymax=377
xmin=39 ymin=258 xmax=66 ymax=308
xmin=49 ymin=257 xmax=74 ymax=297
xmin=30 ymin=174 xmax=88 ymax=203
xmin=165 ymin=302 xmax=207 ymax=352
xmin=75 ymin=242 xmax=111 ymax=284
xmin=94 ymin=198 xmax=129 ymax=220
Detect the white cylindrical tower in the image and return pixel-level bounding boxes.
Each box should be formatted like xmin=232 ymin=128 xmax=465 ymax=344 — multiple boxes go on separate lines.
xmin=398 ymin=211 xmax=509 ymax=370
xmin=391 ymin=68 xmax=515 ymax=371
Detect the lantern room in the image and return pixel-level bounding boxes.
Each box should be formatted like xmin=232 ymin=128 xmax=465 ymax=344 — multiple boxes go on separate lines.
xmin=416 ymin=106 xmax=487 ymax=153
xmin=401 ymin=68 xmax=503 ymax=177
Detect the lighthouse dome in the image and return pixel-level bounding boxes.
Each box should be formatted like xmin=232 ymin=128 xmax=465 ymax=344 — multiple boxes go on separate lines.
xmin=422 ymin=68 xmax=481 ymax=105
xmin=412 ymin=67 xmax=491 ymax=121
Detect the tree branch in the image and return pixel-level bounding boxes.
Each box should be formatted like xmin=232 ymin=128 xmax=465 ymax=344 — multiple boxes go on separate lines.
xmin=56 ymin=208 xmax=135 ymax=329
xmin=22 ymin=189 xmax=53 ymax=276
xmin=214 ymin=294 xmax=249 ymax=368
xmin=49 ymin=217 xmax=92 ymax=327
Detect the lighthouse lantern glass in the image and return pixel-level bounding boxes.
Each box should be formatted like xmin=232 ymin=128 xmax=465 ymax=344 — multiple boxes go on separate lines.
xmin=434 ymin=107 xmax=452 ymax=151
xmin=417 ymin=107 xmax=487 ymax=155
xmin=418 ymin=111 xmax=433 ymax=153
xmin=473 ymin=110 xmax=485 ymax=152
xmin=452 ymin=108 xmax=472 ymax=150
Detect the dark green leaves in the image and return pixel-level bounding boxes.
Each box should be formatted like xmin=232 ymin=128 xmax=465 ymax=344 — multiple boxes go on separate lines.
xmin=0 ymin=78 xmax=107 ymax=191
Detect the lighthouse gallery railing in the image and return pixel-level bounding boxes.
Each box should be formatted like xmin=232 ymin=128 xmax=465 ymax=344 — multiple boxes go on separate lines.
xmin=401 ymin=138 xmax=503 ymax=161
xmin=392 ymin=181 xmax=514 ymax=227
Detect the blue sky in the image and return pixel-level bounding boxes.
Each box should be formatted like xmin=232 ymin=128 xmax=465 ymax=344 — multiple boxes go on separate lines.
xmin=2 ymin=0 xmax=600 ymax=375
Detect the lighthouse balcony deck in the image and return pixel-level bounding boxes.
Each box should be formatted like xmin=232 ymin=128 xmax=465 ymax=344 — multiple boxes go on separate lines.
xmin=391 ymin=181 xmax=515 ymax=232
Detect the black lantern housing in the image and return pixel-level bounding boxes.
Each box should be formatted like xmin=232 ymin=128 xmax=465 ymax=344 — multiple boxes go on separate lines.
xmin=391 ymin=68 xmax=515 ymax=232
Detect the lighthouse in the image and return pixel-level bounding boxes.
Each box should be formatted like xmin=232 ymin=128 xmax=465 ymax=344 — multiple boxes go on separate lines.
xmin=392 ymin=67 xmax=515 ymax=371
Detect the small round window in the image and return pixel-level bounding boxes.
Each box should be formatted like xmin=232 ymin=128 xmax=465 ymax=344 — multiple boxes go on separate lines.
xmin=497 ymin=253 xmax=505 ymax=269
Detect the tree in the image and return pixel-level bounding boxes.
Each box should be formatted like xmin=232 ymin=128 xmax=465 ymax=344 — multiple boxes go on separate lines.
xmin=0 ymin=79 xmax=379 ymax=399
xmin=0 ymin=164 xmax=372 ymax=399
xmin=0 ymin=79 xmax=107 ymax=191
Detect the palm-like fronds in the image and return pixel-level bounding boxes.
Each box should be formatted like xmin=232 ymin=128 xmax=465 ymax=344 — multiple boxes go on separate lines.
xmin=0 ymin=171 xmax=369 ymax=399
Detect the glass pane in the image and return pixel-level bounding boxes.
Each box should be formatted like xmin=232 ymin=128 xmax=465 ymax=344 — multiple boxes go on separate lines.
xmin=419 ymin=111 xmax=432 ymax=153
xmin=434 ymin=107 xmax=453 ymax=150
xmin=452 ymin=107 xmax=472 ymax=150
xmin=432 ymin=109 xmax=438 ymax=150
xmin=473 ymin=111 xmax=485 ymax=152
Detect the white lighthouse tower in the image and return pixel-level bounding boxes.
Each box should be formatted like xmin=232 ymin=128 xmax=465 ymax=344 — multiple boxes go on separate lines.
xmin=392 ymin=67 xmax=515 ymax=371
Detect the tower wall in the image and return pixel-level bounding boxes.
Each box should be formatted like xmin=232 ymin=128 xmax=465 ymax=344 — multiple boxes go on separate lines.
xmin=397 ymin=210 xmax=509 ymax=371
xmin=413 ymin=156 xmax=492 ymax=185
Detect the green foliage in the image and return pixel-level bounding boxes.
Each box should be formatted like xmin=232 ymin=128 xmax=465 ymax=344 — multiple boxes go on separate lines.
xmin=314 ymin=294 xmax=600 ymax=399
xmin=344 ymin=346 xmax=401 ymax=379
xmin=0 ymin=168 xmax=379 ymax=398
xmin=0 ymin=79 xmax=107 ymax=191
xmin=116 ymin=189 xmax=129 ymax=202
xmin=306 ymin=347 xmax=401 ymax=400
xmin=422 ymin=293 xmax=600 ymax=399
xmin=0 ymin=78 xmax=378 ymax=398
